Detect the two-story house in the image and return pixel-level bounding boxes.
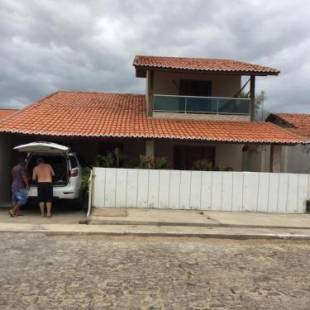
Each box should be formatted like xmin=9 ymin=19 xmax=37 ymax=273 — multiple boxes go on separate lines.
xmin=133 ymin=55 xmax=303 ymax=171
xmin=0 ymin=55 xmax=305 ymax=203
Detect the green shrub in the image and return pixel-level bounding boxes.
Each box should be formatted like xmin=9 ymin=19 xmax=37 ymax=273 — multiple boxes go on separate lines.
xmin=81 ymin=167 xmax=91 ymax=197
xmin=192 ymin=160 xmax=233 ymax=171
xmin=93 ymin=148 xmax=127 ymax=168
xmin=192 ymin=159 xmax=212 ymax=171
xmin=138 ymin=155 xmax=153 ymax=168
xmin=138 ymin=155 xmax=169 ymax=169
xmin=155 ymin=157 xmax=168 ymax=169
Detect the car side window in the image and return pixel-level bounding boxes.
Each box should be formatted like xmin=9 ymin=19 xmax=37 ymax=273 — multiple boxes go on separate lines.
xmin=69 ymin=156 xmax=78 ymax=169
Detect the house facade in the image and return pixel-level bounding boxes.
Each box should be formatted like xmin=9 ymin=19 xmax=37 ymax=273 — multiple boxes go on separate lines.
xmin=0 ymin=56 xmax=305 ymax=204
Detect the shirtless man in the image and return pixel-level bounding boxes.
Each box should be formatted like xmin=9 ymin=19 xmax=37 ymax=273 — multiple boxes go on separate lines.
xmin=32 ymin=158 xmax=55 ymax=217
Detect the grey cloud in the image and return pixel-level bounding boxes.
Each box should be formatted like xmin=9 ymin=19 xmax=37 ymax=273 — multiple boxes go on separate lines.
xmin=0 ymin=0 xmax=309 ymax=113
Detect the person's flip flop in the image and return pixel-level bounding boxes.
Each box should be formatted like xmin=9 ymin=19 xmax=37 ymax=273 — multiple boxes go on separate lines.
xmin=9 ymin=210 xmax=15 ymax=217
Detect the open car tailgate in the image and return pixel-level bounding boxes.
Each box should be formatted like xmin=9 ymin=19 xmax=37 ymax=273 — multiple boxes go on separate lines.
xmin=13 ymin=142 xmax=69 ymax=154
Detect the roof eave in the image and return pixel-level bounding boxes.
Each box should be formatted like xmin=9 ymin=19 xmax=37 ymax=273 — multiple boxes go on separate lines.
xmin=1 ymin=129 xmax=303 ymax=145
xmin=134 ymin=65 xmax=280 ymax=78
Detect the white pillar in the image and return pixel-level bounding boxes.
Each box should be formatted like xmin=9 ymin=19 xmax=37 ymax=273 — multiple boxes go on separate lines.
xmin=145 ymin=139 xmax=155 ymax=158
xmin=260 ymin=145 xmax=268 ymax=172
xmin=282 ymin=146 xmax=289 ymax=173
xmin=270 ymin=145 xmax=282 ymax=172
xmin=242 ymin=144 xmax=262 ymax=172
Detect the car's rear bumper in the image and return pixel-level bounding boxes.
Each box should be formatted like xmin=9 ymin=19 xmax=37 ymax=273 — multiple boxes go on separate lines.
xmin=28 ymin=186 xmax=80 ymax=200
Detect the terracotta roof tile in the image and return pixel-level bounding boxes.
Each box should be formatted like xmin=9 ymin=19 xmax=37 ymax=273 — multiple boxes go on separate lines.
xmin=0 ymin=109 xmax=18 ymax=119
xmin=134 ymin=55 xmax=279 ymax=76
xmin=268 ymin=113 xmax=310 ymax=139
xmin=0 ymin=91 xmax=304 ymax=144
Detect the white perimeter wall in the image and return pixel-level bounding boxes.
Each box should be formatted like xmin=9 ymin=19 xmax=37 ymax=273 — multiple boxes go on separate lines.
xmin=92 ymin=168 xmax=310 ymax=213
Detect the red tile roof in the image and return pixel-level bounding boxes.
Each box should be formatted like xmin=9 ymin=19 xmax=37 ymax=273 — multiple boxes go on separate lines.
xmin=268 ymin=113 xmax=310 ymax=139
xmin=134 ymin=55 xmax=280 ymax=77
xmin=0 ymin=91 xmax=304 ymax=144
xmin=0 ymin=109 xmax=18 ymax=119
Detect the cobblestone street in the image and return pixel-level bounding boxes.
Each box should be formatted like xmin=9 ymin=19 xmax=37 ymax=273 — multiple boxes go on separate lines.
xmin=1 ymin=233 xmax=310 ymax=309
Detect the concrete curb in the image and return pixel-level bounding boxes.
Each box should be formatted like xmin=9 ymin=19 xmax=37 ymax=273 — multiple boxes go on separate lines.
xmin=87 ymin=219 xmax=310 ymax=230
xmin=1 ymin=231 xmax=310 ymax=240
xmin=1 ymin=222 xmax=310 ymax=240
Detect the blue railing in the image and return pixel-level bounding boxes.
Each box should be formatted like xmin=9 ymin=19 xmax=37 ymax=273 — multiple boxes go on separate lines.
xmin=153 ymin=94 xmax=251 ymax=115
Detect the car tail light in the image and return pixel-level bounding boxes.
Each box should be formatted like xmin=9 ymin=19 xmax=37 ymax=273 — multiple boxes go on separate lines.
xmin=69 ymin=169 xmax=78 ymax=177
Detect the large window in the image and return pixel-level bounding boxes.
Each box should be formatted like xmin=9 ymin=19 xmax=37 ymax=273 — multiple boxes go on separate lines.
xmin=179 ymin=80 xmax=212 ymax=97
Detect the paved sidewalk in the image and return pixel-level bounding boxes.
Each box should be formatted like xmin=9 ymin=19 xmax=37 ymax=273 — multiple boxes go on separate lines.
xmin=89 ymin=207 xmax=310 ymax=229
xmin=2 ymin=207 xmax=310 ymax=240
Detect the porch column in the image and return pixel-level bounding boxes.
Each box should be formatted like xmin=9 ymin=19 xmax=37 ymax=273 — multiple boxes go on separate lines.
xmin=270 ymin=144 xmax=282 ymax=172
xmin=250 ymin=75 xmax=256 ymax=121
xmin=146 ymin=70 xmax=154 ymax=116
xmin=145 ymin=139 xmax=155 ymax=159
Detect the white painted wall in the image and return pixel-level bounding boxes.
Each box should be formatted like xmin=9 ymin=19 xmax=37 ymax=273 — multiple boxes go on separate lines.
xmin=283 ymin=145 xmax=310 ymax=173
xmin=92 ymin=168 xmax=310 ymax=213
xmin=258 ymin=144 xmax=310 ymax=174
xmin=153 ymin=71 xmax=241 ymax=97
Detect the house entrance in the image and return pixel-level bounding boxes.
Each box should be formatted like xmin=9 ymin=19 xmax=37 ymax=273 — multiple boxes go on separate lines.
xmin=173 ymin=145 xmax=215 ymax=170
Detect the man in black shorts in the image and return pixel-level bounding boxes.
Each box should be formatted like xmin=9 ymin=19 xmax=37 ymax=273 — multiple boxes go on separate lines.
xmin=32 ymin=158 xmax=55 ymax=217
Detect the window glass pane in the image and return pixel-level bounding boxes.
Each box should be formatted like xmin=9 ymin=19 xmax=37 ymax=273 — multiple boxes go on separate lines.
xmin=153 ymin=96 xmax=185 ymax=112
xmin=69 ymin=155 xmax=78 ymax=168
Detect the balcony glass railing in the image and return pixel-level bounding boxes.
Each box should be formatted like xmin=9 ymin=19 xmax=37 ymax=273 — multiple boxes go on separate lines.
xmin=153 ymin=94 xmax=251 ymax=115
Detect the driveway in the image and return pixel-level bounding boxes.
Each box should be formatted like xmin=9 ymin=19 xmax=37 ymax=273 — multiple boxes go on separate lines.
xmin=0 ymin=202 xmax=85 ymax=224
xmin=0 ymin=234 xmax=310 ymax=309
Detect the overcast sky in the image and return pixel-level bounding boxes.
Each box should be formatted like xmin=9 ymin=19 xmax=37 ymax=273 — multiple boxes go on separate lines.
xmin=0 ymin=0 xmax=309 ymax=113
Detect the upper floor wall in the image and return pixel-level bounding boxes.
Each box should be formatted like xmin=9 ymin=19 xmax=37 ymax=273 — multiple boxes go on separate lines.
xmin=152 ymin=71 xmax=241 ymax=97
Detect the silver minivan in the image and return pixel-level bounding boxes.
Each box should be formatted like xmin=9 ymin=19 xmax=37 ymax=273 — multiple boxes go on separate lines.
xmin=14 ymin=142 xmax=82 ymax=201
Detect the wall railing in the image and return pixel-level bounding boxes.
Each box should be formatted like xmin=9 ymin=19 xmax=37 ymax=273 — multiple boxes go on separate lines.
xmin=153 ymin=94 xmax=251 ymax=115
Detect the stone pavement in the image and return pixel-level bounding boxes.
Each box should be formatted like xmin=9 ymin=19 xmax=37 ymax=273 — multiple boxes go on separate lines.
xmin=1 ymin=233 xmax=310 ymax=309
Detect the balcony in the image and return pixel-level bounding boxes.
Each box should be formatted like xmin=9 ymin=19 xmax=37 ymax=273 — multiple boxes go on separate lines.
xmin=153 ymin=94 xmax=251 ymax=115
